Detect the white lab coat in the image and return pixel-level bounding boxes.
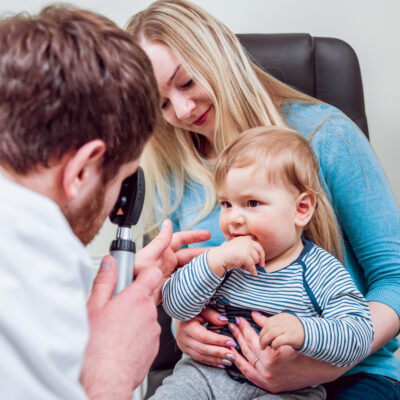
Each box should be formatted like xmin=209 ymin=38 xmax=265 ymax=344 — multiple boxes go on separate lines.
xmin=0 ymin=173 xmax=92 ymax=399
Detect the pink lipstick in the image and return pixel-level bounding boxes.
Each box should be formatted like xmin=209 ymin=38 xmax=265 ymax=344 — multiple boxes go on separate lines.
xmin=192 ymin=107 xmax=211 ymax=126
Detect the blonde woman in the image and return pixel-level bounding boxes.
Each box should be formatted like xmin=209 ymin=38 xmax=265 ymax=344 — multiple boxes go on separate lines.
xmin=126 ymin=0 xmax=400 ymax=398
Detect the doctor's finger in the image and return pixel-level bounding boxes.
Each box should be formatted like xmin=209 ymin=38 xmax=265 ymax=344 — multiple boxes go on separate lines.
xmin=176 ymin=246 xmax=208 ymax=267
xmin=87 ymin=255 xmax=117 ymax=312
xmin=171 ymin=229 xmax=211 ymax=251
xmin=141 ymin=219 xmax=173 ymax=258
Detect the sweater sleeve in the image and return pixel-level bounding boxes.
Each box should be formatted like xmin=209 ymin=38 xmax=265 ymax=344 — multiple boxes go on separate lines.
xmin=314 ymin=115 xmax=400 ymax=318
xmin=162 ymin=251 xmax=224 ymax=321
xmin=297 ymin=251 xmax=374 ymax=367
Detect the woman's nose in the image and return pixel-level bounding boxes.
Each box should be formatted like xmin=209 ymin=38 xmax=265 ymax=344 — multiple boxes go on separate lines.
xmin=173 ymin=95 xmax=195 ymax=121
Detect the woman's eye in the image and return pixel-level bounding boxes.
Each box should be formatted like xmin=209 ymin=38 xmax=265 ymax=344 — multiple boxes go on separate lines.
xmin=161 ymin=100 xmax=169 ymax=110
xmin=220 ymin=201 xmax=231 ymax=208
xmin=247 ymin=200 xmax=260 ymax=208
xmin=181 ymin=79 xmax=193 ymax=89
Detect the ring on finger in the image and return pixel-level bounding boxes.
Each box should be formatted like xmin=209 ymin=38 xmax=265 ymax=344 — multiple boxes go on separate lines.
xmin=253 ymin=357 xmax=260 ymax=368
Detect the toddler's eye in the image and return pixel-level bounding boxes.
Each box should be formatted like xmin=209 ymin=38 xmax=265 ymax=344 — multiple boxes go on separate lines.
xmin=220 ymin=201 xmax=232 ymax=208
xmin=247 ymin=200 xmax=259 ymax=208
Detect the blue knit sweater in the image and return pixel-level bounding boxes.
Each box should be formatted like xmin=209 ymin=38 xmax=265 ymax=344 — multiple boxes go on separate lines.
xmin=166 ymin=102 xmax=400 ymax=381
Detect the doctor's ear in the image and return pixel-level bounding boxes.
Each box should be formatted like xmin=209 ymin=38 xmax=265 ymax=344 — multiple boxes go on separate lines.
xmin=62 ymin=140 xmax=106 ymax=200
xmin=294 ymin=192 xmax=317 ymax=227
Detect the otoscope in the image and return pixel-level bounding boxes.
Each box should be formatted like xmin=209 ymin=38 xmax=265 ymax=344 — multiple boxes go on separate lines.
xmin=109 ymin=167 xmax=145 ymax=296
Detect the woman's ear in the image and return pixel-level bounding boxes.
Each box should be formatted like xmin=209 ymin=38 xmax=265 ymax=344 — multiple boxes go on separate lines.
xmin=62 ymin=140 xmax=106 ymax=200
xmin=294 ymin=192 xmax=316 ymax=227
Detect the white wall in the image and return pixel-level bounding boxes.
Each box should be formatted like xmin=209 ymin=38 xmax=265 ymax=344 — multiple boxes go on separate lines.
xmin=1 ymin=0 xmax=399 ymax=258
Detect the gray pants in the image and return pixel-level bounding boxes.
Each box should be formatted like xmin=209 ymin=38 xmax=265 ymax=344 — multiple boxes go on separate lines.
xmin=149 ymin=355 xmax=326 ymax=400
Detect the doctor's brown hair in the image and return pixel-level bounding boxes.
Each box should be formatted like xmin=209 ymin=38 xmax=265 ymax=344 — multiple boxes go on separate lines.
xmin=214 ymin=126 xmax=342 ymax=261
xmin=0 ymin=5 xmax=159 ymax=183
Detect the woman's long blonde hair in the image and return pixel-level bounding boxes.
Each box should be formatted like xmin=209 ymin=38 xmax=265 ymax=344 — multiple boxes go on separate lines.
xmin=214 ymin=126 xmax=342 ymax=261
xmin=126 ymin=0 xmax=319 ymax=236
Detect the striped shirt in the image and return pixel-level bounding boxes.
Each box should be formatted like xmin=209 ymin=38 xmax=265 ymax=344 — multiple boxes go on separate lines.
xmin=162 ymin=240 xmax=374 ymax=367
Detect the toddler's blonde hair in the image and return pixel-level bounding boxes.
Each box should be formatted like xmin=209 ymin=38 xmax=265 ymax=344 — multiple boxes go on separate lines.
xmin=215 ymin=126 xmax=342 ymax=261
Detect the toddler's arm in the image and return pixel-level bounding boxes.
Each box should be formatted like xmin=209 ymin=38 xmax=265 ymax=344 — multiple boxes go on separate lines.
xmin=162 ymin=236 xmax=264 ymax=320
xmin=260 ymin=252 xmax=374 ymax=367
xmin=162 ymin=251 xmax=223 ymax=321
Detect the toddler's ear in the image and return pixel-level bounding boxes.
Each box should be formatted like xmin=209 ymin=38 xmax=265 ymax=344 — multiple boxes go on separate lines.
xmin=294 ymin=192 xmax=316 ymax=227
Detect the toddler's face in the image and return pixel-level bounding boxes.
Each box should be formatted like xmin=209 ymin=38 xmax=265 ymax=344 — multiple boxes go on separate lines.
xmin=218 ymin=166 xmax=301 ymax=262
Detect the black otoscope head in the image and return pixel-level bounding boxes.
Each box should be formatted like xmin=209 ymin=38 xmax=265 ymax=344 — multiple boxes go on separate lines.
xmin=109 ymin=167 xmax=145 ymax=228
xmin=109 ymin=167 xmax=145 ymax=294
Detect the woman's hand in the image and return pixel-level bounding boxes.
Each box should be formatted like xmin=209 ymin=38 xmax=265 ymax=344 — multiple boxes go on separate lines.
xmin=174 ymin=307 xmax=236 ymax=367
xmin=230 ymin=312 xmax=347 ymax=393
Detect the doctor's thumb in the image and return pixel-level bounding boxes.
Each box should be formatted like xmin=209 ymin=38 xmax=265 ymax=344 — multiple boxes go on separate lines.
xmin=87 ymin=255 xmax=118 ymax=311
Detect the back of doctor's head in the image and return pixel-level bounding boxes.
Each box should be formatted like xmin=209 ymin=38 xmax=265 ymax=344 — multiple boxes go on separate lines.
xmin=214 ymin=126 xmax=342 ymax=260
xmin=0 ymin=5 xmax=160 ymax=183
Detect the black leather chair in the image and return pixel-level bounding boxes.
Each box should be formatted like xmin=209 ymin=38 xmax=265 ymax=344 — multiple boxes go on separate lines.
xmin=145 ymin=33 xmax=369 ymax=399
xmin=237 ymin=34 xmax=368 ymax=136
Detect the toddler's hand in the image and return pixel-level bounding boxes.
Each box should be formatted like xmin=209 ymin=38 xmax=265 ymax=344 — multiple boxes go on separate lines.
xmin=207 ymin=235 xmax=265 ymax=277
xmin=259 ymin=313 xmax=304 ymax=350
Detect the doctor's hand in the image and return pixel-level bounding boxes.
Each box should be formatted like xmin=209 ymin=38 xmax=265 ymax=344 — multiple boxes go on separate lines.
xmin=81 ymin=255 xmax=162 ymax=400
xmin=135 ymin=219 xmax=211 ymax=304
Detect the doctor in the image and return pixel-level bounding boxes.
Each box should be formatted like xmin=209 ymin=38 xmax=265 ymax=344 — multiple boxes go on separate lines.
xmin=0 ymin=5 xmax=209 ymax=400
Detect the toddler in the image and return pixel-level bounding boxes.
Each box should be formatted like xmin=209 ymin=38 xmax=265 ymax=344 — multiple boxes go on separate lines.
xmin=156 ymin=127 xmax=374 ymax=400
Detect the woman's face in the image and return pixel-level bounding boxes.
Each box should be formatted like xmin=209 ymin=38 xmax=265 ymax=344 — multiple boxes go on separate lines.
xmin=140 ymin=40 xmax=216 ymax=142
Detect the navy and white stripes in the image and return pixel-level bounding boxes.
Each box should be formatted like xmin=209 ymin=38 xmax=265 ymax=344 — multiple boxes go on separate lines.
xmin=162 ymin=241 xmax=374 ymax=367
xmin=162 ymin=250 xmax=221 ymax=321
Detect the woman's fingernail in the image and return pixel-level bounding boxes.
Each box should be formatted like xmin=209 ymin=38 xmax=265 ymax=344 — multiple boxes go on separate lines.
xmin=100 ymin=258 xmax=111 ymax=270
xmin=235 ymin=317 xmax=240 ymax=326
xmin=253 ymin=310 xmax=262 ymax=316
xmin=228 ymin=323 xmax=236 ymax=332
xmin=218 ymin=316 xmax=228 ymax=322
xmin=222 ymin=359 xmax=232 ymax=366
xmin=217 ymin=363 xmax=226 ymax=369
xmin=225 ymin=353 xmax=235 ymax=361
xmin=225 ymin=340 xmax=237 ymax=348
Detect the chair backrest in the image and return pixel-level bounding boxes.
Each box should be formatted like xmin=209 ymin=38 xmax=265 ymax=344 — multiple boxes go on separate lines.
xmin=237 ymin=33 xmax=369 ymax=137
xmin=145 ymin=33 xmax=369 ymax=398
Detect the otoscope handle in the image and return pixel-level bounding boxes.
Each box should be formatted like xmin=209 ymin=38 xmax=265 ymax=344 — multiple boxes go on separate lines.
xmin=110 ymin=234 xmax=136 ymax=296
